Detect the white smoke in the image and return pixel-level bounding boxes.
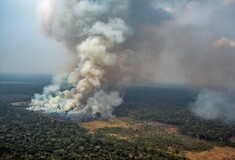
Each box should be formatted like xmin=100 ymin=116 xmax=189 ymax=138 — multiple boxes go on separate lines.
xmin=192 ymin=89 xmax=235 ymax=123
xmin=29 ymin=0 xmax=132 ymax=121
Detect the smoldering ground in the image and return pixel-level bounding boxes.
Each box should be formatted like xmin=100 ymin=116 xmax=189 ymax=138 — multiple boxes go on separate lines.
xmin=28 ymin=0 xmax=235 ymax=122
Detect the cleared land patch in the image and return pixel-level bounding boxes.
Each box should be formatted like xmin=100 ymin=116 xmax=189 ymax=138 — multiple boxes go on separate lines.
xmin=79 ymin=117 xmax=178 ymax=133
xmin=79 ymin=117 xmax=215 ymax=154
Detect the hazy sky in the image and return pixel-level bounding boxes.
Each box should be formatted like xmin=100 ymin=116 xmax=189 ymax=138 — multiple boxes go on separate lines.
xmin=1 ymin=0 xmax=235 ymax=80
xmin=0 ymin=0 xmax=68 ymax=75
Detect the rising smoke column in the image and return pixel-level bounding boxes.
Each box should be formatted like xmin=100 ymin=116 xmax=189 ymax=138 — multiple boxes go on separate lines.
xmin=28 ymin=0 xmax=173 ymax=122
xmin=28 ymin=0 xmax=132 ymax=121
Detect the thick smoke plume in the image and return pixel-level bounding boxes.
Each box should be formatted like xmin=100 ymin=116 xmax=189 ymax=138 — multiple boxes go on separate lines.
xmin=29 ymin=0 xmax=133 ymax=121
xmin=29 ymin=0 xmax=235 ymax=122
xmin=28 ymin=0 xmax=174 ymax=122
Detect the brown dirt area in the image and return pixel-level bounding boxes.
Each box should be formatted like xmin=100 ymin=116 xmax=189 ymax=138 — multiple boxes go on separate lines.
xmin=185 ymin=146 xmax=235 ymax=160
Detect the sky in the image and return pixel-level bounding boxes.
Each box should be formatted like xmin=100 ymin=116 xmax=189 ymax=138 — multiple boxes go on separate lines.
xmin=0 ymin=0 xmax=67 ymax=75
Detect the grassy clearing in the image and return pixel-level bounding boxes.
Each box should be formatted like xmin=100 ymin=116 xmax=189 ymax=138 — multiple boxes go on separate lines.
xmin=107 ymin=133 xmax=130 ymax=140
xmin=78 ymin=118 xmax=129 ymax=133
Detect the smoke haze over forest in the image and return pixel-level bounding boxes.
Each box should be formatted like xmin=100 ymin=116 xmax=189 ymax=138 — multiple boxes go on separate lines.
xmin=1 ymin=0 xmax=235 ymax=122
